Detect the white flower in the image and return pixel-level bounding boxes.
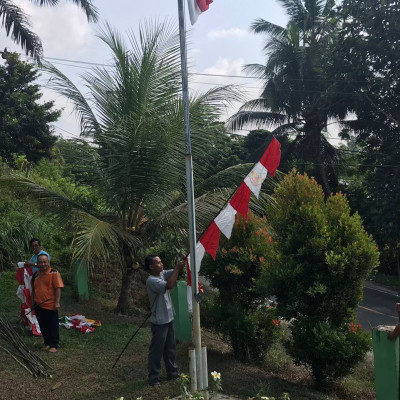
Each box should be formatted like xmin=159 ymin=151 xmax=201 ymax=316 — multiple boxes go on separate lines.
xmin=211 ymin=371 xmax=221 ymax=381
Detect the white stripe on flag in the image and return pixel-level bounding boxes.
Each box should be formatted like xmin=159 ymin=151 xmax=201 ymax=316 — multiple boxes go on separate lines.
xmin=188 ymin=242 xmax=206 ymax=275
xmin=244 ymin=162 xmax=269 ymax=198
xmin=16 ymin=285 xmax=25 ymax=302
xmin=214 ymin=203 xmax=237 ymax=239
xmin=29 ymin=315 xmax=41 ymax=334
xmin=187 ymin=0 xmax=202 ymax=25
xmin=23 ymin=268 xmax=32 ymax=291
xmin=187 ymin=242 xmax=205 ymax=313
xmin=187 ymin=285 xmax=193 ymax=313
xmin=196 ymin=241 xmax=206 ymax=273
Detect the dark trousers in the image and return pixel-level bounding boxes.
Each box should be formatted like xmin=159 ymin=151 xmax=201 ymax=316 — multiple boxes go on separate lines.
xmin=148 ymin=321 xmax=179 ymax=384
xmin=35 ymin=306 xmax=59 ymax=348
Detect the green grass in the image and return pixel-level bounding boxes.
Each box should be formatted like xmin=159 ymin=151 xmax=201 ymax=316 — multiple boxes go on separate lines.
xmin=0 ymin=271 xmax=377 ymax=400
xmin=0 ymin=271 xmax=21 ymax=314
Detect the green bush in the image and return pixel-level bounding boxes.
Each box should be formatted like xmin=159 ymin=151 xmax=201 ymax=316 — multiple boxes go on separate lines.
xmin=287 ymin=320 xmax=371 ymax=385
xmin=259 ymin=171 xmax=379 ymax=384
xmin=202 ymin=293 xmax=281 ymax=363
xmin=201 ymin=212 xmax=281 ymax=362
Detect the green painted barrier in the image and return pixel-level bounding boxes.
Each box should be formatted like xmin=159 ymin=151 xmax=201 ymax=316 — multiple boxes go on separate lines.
xmin=171 ymin=280 xmax=192 ymax=342
xmin=372 ymin=328 xmax=399 ymax=400
xmin=72 ymin=260 xmax=89 ymax=302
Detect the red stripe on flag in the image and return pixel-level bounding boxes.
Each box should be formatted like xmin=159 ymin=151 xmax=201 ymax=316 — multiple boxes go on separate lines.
xmin=196 ymin=0 xmax=213 ymax=12
xmin=230 ymin=181 xmax=251 ymax=220
xmin=259 ymin=137 xmax=281 ymax=177
xmin=15 ymin=268 xmax=25 ymax=285
xmin=200 ymin=221 xmax=220 ymax=259
xmin=186 ymin=263 xmax=204 ymax=292
xmin=23 ymin=288 xmax=31 ymax=306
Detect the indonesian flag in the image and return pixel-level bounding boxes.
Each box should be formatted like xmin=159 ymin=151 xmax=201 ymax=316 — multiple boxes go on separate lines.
xmin=187 ymin=138 xmax=281 ymax=310
xmin=15 ymin=262 xmax=41 ymax=335
xmin=188 ymin=0 xmax=213 ymax=25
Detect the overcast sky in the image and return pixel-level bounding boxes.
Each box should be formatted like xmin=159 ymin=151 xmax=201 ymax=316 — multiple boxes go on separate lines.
xmin=2 ymin=1 xmax=290 ymax=138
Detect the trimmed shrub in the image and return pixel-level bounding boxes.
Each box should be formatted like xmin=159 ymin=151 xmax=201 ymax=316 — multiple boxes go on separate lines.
xmin=287 ymin=320 xmax=371 ymax=385
xmin=201 ymin=212 xmax=281 ymax=363
xmin=259 ymin=171 xmax=379 ymax=384
xmin=202 ymin=293 xmax=281 ymax=363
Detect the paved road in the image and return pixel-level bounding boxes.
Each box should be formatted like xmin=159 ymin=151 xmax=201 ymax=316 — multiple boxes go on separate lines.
xmin=357 ymin=282 xmax=400 ymax=330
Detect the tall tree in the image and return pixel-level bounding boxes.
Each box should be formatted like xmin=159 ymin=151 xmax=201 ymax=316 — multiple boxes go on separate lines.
xmin=0 ymin=0 xmax=98 ymax=60
xmin=333 ymin=0 xmax=400 ymax=276
xmin=0 ymin=52 xmax=60 ymax=167
xmin=229 ymin=0 xmax=347 ymax=196
xmin=1 ymin=22 xmax=238 ymax=313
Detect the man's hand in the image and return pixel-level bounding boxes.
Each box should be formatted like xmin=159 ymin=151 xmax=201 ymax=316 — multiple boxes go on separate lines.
xmin=24 ymin=261 xmax=35 ymax=267
xmin=54 ymin=303 xmax=61 ymax=311
xmin=176 ymin=255 xmax=187 ymax=272
xmin=166 ymin=256 xmax=187 ymax=290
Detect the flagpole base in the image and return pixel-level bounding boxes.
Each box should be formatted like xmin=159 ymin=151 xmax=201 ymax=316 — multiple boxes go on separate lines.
xmin=189 ymin=347 xmax=197 ymax=393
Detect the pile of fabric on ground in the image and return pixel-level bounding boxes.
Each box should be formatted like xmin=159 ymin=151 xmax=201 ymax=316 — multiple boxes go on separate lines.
xmin=59 ymin=315 xmax=101 ymax=334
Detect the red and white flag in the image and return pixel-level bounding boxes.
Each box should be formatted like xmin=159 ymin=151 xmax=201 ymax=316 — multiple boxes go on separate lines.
xmin=187 ymin=0 xmax=213 ymax=25
xmin=187 ymin=138 xmax=281 ymax=310
xmin=15 ymin=262 xmax=41 ymax=336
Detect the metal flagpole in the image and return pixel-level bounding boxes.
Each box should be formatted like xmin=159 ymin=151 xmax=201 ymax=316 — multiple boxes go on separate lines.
xmin=177 ymin=0 xmax=204 ymax=391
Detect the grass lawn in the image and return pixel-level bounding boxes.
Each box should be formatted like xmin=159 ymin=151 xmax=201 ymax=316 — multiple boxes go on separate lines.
xmin=0 ymin=270 xmax=376 ymax=400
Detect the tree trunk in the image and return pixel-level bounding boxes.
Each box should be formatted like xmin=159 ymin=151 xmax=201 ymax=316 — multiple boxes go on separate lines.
xmin=116 ymin=241 xmax=135 ymax=314
xmin=25 ymin=162 xmax=33 ymax=178
xmin=317 ymin=151 xmax=332 ymax=198
xmin=307 ymin=120 xmax=332 ymax=198
xmin=116 ymin=267 xmax=133 ymax=314
xmin=116 ymin=265 xmax=135 ymax=314
xmin=311 ymin=128 xmax=332 ymax=197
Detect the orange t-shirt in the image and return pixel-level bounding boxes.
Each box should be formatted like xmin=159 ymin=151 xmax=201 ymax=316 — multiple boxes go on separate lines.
xmin=33 ymin=267 xmax=64 ymax=310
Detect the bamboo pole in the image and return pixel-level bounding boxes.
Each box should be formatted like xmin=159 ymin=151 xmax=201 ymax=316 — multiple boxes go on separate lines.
xmin=0 ymin=315 xmax=52 ymax=377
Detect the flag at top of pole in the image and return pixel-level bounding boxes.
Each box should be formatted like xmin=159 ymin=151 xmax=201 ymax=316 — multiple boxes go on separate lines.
xmin=188 ymin=0 xmax=213 ymax=25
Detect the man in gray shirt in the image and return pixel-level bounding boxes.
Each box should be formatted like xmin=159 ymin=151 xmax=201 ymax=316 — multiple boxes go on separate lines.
xmin=145 ymin=254 xmax=186 ymax=387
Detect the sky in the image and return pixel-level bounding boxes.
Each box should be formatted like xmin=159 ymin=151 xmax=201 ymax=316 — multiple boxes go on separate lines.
xmin=2 ymin=1 xmax=290 ymax=139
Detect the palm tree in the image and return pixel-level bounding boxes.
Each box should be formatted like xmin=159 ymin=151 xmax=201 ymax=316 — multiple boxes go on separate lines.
xmin=1 ymin=22 xmax=238 ymax=313
xmin=229 ymin=0 xmax=347 ymax=196
xmin=0 ymin=0 xmax=98 ymax=60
